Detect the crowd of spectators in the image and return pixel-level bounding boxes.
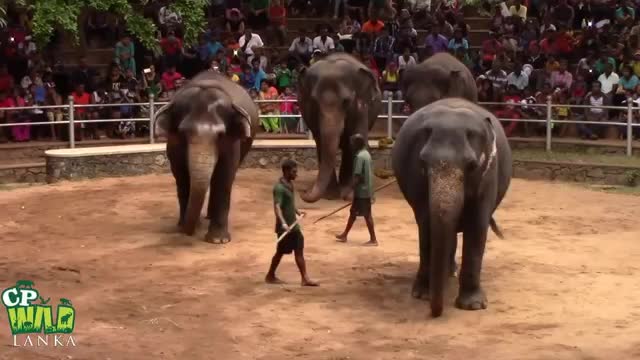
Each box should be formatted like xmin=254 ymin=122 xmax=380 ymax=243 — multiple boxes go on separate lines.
xmin=1 ymin=0 xmax=640 ymax=143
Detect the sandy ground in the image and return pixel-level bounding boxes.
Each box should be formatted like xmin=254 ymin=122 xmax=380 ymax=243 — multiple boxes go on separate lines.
xmin=1 ymin=169 xmax=640 ymax=360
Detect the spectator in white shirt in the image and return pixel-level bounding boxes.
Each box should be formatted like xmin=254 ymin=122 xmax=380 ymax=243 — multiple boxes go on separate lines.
xmin=288 ymin=30 xmax=313 ymax=64
xmin=597 ymin=63 xmax=619 ymax=96
xmin=312 ymin=27 xmax=335 ymax=54
xmin=397 ymin=47 xmax=417 ymax=71
xmin=238 ymin=28 xmax=264 ymax=63
xmin=506 ymin=63 xmax=529 ymax=91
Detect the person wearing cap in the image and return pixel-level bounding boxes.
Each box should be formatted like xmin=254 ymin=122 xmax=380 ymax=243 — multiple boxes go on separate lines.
xmin=225 ymin=8 xmax=245 ymax=36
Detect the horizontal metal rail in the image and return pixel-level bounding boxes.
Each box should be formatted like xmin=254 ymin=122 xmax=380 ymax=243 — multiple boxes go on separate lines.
xmin=0 ymin=95 xmax=637 ymax=155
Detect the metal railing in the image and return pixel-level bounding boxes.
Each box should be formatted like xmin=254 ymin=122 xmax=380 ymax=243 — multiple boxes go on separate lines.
xmin=0 ymin=95 xmax=638 ymax=156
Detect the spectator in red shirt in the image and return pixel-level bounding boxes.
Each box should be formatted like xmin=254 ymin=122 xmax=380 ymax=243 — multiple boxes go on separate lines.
xmin=268 ymin=0 xmax=287 ymax=45
xmin=0 ymin=65 xmax=14 ymax=94
xmin=71 ymin=84 xmax=94 ymax=140
xmin=0 ymin=90 xmax=16 ymax=142
xmin=160 ymin=30 xmax=184 ymax=69
xmin=494 ymin=84 xmax=522 ymax=136
xmin=161 ymin=65 xmax=183 ymax=96
xmin=481 ymin=32 xmax=503 ymax=69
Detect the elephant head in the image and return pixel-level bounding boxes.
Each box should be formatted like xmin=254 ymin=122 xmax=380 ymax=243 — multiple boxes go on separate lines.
xmin=300 ymin=64 xmax=380 ymax=203
xmin=417 ymin=110 xmax=497 ymax=317
xmin=155 ymin=84 xmax=252 ymax=235
xmin=403 ymin=68 xmax=467 ymax=112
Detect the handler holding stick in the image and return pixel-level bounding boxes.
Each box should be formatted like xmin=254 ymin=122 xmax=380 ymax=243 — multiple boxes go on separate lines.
xmin=265 ymin=159 xmax=319 ymax=286
xmin=335 ymin=134 xmax=378 ymax=246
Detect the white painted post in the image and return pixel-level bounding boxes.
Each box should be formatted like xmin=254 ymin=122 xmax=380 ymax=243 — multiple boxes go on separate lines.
xmin=627 ymin=97 xmax=633 ymax=157
xmin=387 ymin=94 xmax=393 ymax=139
xmin=545 ymin=95 xmax=552 ymax=152
xmin=149 ymin=94 xmax=155 ymax=144
xmin=68 ymin=96 xmax=75 ymax=149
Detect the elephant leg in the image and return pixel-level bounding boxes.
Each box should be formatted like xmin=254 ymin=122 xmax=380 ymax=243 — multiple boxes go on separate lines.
xmin=204 ymin=141 xmax=241 ymax=244
xmin=315 ymin=143 xmax=340 ymax=199
xmin=412 ymin=214 xmax=430 ymax=300
xmin=455 ymin=200 xmax=491 ymax=311
xmin=168 ymin=143 xmax=189 ymax=228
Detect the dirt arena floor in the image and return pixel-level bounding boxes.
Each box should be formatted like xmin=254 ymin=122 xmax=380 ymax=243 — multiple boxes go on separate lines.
xmin=1 ymin=169 xmax=640 ymax=360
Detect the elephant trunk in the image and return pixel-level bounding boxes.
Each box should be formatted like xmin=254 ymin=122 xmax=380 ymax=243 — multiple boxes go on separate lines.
xmin=301 ymin=119 xmax=342 ymax=203
xmin=428 ymin=165 xmax=464 ymax=318
xmin=182 ymin=136 xmax=218 ymax=235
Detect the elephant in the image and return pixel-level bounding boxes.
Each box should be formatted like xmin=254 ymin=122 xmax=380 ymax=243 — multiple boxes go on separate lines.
xmin=391 ymin=98 xmax=512 ymax=318
xmin=155 ymin=71 xmax=257 ymax=243
xmin=400 ymin=52 xmax=478 ymax=113
xmin=297 ymin=53 xmax=382 ymax=202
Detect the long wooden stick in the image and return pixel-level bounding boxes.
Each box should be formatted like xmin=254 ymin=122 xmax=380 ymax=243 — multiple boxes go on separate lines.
xmin=276 ymin=214 xmax=305 ymax=242
xmin=312 ymin=179 xmax=397 ymax=224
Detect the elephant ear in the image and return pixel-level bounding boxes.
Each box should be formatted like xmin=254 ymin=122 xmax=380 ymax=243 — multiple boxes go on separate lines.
xmin=358 ymin=67 xmax=381 ymax=101
xmin=154 ymin=102 xmax=173 ymax=137
xmin=230 ymin=102 xmax=253 ymax=139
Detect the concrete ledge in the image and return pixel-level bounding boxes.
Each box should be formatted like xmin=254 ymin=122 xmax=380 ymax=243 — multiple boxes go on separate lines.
xmin=41 ymin=141 xmax=640 ymax=187
xmin=44 ymin=140 xmax=383 ymax=158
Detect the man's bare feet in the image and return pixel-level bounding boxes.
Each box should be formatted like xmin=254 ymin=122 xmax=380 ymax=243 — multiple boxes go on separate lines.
xmin=362 ymin=240 xmax=378 ymax=247
xmin=265 ymin=275 xmax=285 ymax=284
xmin=335 ymin=234 xmax=347 ymax=243
xmin=302 ymin=279 xmax=319 ymax=286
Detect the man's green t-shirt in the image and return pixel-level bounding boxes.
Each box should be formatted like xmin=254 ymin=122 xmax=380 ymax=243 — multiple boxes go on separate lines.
xmin=275 ymin=66 xmax=292 ymax=88
xmin=273 ymin=181 xmax=300 ymax=232
xmin=353 ymin=149 xmax=373 ymax=199
xmin=250 ymin=0 xmax=269 ymax=10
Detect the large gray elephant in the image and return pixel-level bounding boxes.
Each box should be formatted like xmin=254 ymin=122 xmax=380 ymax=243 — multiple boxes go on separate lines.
xmin=400 ymin=52 xmax=478 ymax=112
xmin=297 ymin=53 xmax=382 ymax=202
xmin=391 ymin=98 xmax=512 ymax=317
xmin=154 ymin=71 xmax=258 ymax=243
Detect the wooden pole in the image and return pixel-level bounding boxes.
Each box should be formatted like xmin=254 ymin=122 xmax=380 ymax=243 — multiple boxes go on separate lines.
xmin=312 ymin=179 xmax=397 ymax=224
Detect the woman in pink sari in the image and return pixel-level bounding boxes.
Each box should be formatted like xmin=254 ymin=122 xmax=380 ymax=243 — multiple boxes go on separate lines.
xmin=11 ymin=88 xmax=30 ymax=142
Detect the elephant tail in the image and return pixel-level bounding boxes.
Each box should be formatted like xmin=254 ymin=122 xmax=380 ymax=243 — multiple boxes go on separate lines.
xmin=490 ymin=217 xmax=504 ymax=239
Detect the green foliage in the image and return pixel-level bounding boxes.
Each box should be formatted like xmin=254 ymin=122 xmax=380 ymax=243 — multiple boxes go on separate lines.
xmin=11 ymin=0 xmax=210 ymax=54
xmin=167 ymin=0 xmax=210 ymax=46
xmin=0 ymin=6 xmax=8 ymax=28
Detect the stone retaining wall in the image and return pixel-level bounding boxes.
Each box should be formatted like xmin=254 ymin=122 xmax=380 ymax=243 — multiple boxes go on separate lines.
xmin=513 ymin=160 xmax=640 ymax=186
xmin=43 ymin=146 xmax=640 ymax=187
xmin=0 ymin=163 xmax=47 ymax=184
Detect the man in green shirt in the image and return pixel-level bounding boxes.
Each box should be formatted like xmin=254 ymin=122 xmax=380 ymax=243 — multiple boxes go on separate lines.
xmin=266 ymin=160 xmax=319 ymax=286
xmin=335 ymin=134 xmax=378 ymax=246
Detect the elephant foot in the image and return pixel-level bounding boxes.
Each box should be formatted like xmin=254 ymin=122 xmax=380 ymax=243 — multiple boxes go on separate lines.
xmin=204 ymin=227 xmax=231 ymax=244
xmin=455 ymin=288 xmax=487 ymax=311
xmin=411 ymin=274 xmax=429 ymax=300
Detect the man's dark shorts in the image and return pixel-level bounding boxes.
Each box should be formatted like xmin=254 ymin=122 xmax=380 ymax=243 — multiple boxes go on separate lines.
xmin=350 ymin=197 xmax=372 ymax=217
xmin=276 ymin=229 xmax=305 ymax=254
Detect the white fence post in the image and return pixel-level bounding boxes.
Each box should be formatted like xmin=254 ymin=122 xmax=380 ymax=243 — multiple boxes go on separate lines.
xmin=149 ymin=94 xmax=155 ymax=144
xmin=627 ymin=97 xmax=633 ymax=157
xmin=386 ymin=94 xmax=393 ymax=139
xmin=545 ymin=96 xmax=552 ymax=152
xmin=68 ymin=96 xmax=75 ymax=149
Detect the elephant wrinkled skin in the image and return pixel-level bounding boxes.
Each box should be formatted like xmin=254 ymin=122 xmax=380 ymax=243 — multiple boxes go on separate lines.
xmin=297 ymin=53 xmax=382 ymax=202
xmin=401 ymin=52 xmax=478 ymax=112
xmin=391 ymin=98 xmax=512 ymax=317
xmin=154 ymin=71 xmax=258 ymax=243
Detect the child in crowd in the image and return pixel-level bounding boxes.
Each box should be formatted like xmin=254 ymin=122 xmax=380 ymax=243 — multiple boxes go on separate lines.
xmin=279 ymin=86 xmax=299 ymax=133
xmin=259 ymin=79 xmax=280 ymax=133
xmin=553 ymin=90 xmax=570 ymax=136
